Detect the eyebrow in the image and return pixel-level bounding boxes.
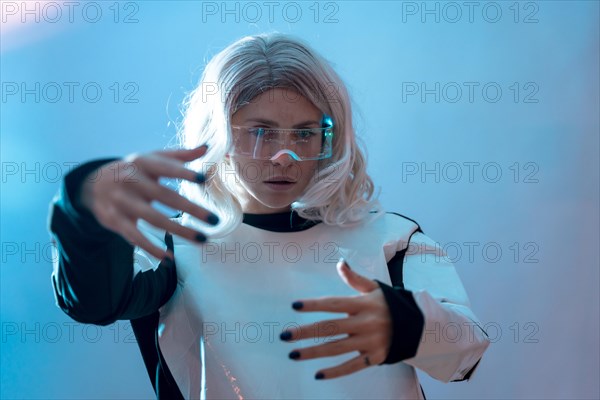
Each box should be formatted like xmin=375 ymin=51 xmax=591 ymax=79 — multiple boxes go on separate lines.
xmin=242 ymin=118 xmax=320 ymax=128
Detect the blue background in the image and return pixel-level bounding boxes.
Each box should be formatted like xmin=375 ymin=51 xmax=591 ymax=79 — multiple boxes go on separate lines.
xmin=1 ymin=1 xmax=598 ymax=398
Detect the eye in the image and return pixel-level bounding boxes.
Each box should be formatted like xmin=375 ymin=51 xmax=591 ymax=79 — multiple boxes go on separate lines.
xmin=248 ymin=127 xmax=266 ymax=136
xmin=296 ymin=129 xmax=317 ymax=139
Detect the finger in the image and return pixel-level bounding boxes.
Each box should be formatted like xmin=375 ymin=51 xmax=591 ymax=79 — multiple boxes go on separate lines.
xmin=281 ymin=317 xmax=353 ymax=342
xmin=314 ymin=353 xmax=373 ymax=380
xmin=118 ymin=173 xmax=210 ymax=222
xmin=289 ymin=336 xmax=369 ymax=361
xmin=336 ymin=259 xmax=379 ymax=293
xmin=158 ymin=144 xmax=209 ymax=162
xmin=290 ymin=295 xmax=364 ymax=315
xmin=116 ymin=218 xmax=171 ymax=260
xmin=117 ymin=196 xmax=208 ymax=244
xmin=125 ymin=154 xmax=206 ymax=184
xmin=139 ymin=178 xmax=219 ymax=225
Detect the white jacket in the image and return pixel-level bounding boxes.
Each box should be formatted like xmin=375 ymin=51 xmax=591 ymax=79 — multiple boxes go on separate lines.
xmin=134 ymin=212 xmax=490 ymax=399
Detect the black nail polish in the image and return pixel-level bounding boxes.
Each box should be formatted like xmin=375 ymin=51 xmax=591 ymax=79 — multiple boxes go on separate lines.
xmin=288 ymin=351 xmax=300 ymax=360
xmin=292 ymin=301 xmax=303 ymax=310
xmin=195 ymin=233 xmax=207 ymax=243
xmin=280 ymin=331 xmax=292 ymax=341
xmin=207 ymin=213 xmax=220 ymax=225
xmin=315 ymin=372 xmax=324 ymax=380
xmin=196 ymin=173 xmax=206 ymax=184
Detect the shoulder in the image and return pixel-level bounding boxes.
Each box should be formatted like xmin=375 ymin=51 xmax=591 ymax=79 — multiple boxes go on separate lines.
xmin=383 ymin=211 xmax=423 ymax=234
xmin=356 ymin=210 xmax=423 ymax=246
xmin=368 ymin=210 xmax=423 ymax=234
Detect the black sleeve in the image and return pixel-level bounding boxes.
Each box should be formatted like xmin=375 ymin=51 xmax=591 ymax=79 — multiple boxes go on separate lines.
xmin=376 ymin=228 xmax=425 ymax=365
xmin=48 ymin=158 xmax=178 ymax=326
xmin=374 ymin=279 xmax=424 ymax=364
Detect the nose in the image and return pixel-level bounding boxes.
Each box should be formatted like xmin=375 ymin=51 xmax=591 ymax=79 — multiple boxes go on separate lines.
xmin=270 ymin=151 xmax=296 ymax=167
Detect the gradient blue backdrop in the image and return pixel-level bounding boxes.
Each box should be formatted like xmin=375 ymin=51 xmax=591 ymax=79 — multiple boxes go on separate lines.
xmin=1 ymin=1 xmax=598 ymax=398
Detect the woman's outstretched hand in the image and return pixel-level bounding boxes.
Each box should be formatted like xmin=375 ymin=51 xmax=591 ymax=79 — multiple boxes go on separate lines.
xmin=280 ymin=258 xmax=392 ymax=380
xmin=78 ymin=144 xmax=218 ymax=261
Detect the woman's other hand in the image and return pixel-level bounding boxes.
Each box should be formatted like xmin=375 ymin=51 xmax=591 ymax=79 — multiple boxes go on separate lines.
xmin=280 ymin=258 xmax=393 ymax=380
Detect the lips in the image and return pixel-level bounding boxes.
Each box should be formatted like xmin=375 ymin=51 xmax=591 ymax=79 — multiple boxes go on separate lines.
xmin=264 ymin=179 xmax=297 ymax=191
xmin=264 ymin=177 xmax=297 ymax=183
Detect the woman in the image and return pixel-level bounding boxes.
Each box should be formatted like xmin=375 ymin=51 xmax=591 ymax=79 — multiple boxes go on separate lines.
xmin=49 ymin=32 xmax=490 ymax=399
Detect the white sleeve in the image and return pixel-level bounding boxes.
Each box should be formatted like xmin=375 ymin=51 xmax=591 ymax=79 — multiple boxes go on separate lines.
xmin=402 ymin=231 xmax=491 ymax=382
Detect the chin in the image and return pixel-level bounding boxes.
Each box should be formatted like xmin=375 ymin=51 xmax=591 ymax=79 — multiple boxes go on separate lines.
xmin=262 ymin=199 xmax=294 ymax=209
xmin=258 ymin=194 xmax=296 ymax=207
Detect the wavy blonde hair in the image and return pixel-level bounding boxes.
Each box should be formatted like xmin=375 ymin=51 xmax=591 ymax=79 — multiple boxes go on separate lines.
xmin=176 ymin=32 xmax=383 ymax=237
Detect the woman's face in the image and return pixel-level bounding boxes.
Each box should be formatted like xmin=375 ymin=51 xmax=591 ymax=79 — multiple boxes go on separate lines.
xmin=228 ymin=87 xmax=322 ymax=214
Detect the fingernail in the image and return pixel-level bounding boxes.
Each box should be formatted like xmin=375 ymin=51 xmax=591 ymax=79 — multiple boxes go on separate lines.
xmin=338 ymin=257 xmax=350 ymax=270
xmin=207 ymin=213 xmax=220 ymax=225
xmin=280 ymin=331 xmax=292 ymax=341
xmin=292 ymin=301 xmax=303 ymax=310
xmin=196 ymin=173 xmax=206 ymax=183
xmin=195 ymin=233 xmax=207 ymax=243
xmin=315 ymin=372 xmax=325 ymax=380
xmin=200 ymin=143 xmax=209 ymax=151
xmin=288 ymin=351 xmax=300 ymax=360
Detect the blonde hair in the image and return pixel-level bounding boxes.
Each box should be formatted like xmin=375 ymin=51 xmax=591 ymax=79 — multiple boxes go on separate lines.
xmin=176 ymin=32 xmax=383 ymax=237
